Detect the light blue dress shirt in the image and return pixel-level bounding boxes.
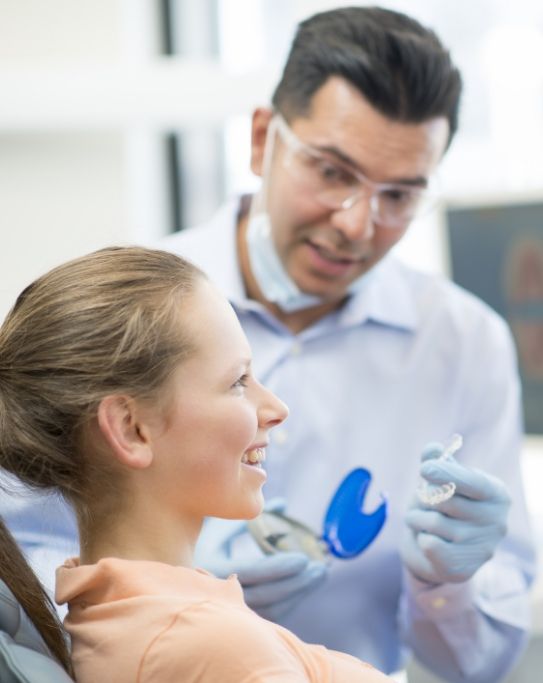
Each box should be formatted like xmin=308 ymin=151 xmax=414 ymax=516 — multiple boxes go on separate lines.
xmin=0 ymin=198 xmax=535 ymax=682
xmin=161 ymin=199 xmax=536 ymax=681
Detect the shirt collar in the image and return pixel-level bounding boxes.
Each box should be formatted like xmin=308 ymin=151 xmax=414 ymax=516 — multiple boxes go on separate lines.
xmin=195 ymin=198 xmax=247 ymax=302
xmin=338 ymin=257 xmax=420 ymax=332
xmin=197 ymin=197 xmax=419 ymax=332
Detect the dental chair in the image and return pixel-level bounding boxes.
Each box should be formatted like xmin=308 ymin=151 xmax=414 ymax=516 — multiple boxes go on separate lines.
xmin=0 ymin=578 xmax=73 ymax=683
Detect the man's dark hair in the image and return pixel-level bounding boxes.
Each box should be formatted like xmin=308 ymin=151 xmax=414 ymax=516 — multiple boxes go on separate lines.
xmin=272 ymin=6 xmax=462 ymax=144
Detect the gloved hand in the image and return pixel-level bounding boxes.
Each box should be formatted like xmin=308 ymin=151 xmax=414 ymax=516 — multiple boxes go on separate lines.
xmin=401 ymin=443 xmax=511 ymax=584
xmin=193 ymin=499 xmax=327 ymax=621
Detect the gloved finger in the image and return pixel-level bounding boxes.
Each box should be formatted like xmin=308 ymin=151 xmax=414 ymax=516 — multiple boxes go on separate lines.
xmin=420 ymin=459 xmax=511 ymax=503
xmin=402 ymin=531 xmax=445 ymax=583
xmin=405 ymin=508 xmax=463 ymax=541
xmin=405 ymin=508 xmax=504 ymax=544
xmin=244 ymin=560 xmax=327 ymax=608
xmin=416 ymin=531 xmax=492 ymax=582
xmin=263 ymin=497 xmax=287 ymax=514
xmin=422 ymin=493 xmax=510 ymax=525
xmin=419 ymin=442 xmax=445 ymax=462
xmin=253 ymin=576 xmax=327 ymax=621
xmin=403 ymin=530 xmax=481 ymax=584
xmin=236 ymin=552 xmax=310 ymax=586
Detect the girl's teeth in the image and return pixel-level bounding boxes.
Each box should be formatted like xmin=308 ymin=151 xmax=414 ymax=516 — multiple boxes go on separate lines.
xmin=246 ymin=448 xmax=265 ymax=464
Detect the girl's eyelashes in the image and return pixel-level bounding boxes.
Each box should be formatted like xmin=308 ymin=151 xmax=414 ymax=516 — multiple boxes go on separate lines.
xmin=232 ymin=373 xmax=250 ymax=389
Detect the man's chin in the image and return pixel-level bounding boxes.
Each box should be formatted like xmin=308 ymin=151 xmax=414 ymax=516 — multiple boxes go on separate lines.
xmin=293 ymin=271 xmax=368 ymax=301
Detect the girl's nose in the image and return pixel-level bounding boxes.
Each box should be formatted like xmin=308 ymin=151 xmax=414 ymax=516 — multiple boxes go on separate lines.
xmin=259 ymin=386 xmax=289 ymax=428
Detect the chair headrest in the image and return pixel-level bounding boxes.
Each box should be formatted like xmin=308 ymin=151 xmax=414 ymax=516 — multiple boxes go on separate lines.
xmin=0 ymin=579 xmax=49 ymax=655
xmin=0 ymin=579 xmax=74 ymax=682
xmin=0 ymin=579 xmax=19 ymax=636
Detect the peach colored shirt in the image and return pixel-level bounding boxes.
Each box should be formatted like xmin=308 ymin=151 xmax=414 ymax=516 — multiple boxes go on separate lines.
xmin=56 ymin=557 xmax=391 ymax=683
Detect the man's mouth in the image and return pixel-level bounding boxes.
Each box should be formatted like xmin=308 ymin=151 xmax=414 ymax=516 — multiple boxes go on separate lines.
xmin=306 ymin=239 xmax=366 ymax=265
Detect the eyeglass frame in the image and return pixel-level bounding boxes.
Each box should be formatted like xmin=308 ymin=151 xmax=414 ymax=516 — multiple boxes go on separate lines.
xmin=270 ymin=112 xmax=438 ymax=229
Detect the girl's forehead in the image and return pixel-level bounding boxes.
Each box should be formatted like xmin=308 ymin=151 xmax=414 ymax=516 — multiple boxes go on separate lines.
xmin=180 ymin=280 xmax=251 ymax=362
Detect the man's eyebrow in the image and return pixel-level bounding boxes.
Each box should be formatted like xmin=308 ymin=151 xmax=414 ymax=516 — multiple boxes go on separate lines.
xmin=314 ymin=143 xmax=429 ymax=188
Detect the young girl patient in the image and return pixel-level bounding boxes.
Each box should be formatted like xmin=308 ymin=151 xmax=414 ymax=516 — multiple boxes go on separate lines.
xmin=0 ymin=247 xmax=391 ymax=682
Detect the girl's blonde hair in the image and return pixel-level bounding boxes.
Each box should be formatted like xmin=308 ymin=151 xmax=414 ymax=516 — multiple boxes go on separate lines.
xmin=0 ymin=246 xmax=202 ymax=500
xmin=0 ymin=245 xmax=204 ymax=671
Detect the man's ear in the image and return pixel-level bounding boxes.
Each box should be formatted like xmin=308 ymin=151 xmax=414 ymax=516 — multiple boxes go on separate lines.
xmin=96 ymin=395 xmax=154 ymax=470
xmin=250 ymin=107 xmax=274 ymax=177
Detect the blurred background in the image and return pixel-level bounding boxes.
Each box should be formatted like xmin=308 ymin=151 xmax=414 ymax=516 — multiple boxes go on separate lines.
xmin=0 ymin=2 xmax=542 ymax=680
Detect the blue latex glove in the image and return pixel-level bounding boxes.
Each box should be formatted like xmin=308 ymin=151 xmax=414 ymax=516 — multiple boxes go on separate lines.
xmin=401 ymin=443 xmax=511 ymax=584
xmin=193 ymin=499 xmax=327 ymax=620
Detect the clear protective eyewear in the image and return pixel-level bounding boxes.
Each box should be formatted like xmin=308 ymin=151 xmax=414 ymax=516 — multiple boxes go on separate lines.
xmin=272 ymin=114 xmax=437 ymax=229
xmin=248 ymin=468 xmax=387 ymax=562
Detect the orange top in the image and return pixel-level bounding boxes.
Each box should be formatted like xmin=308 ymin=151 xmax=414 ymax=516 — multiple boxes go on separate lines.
xmin=56 ymin=557 xmax=391 ymax=683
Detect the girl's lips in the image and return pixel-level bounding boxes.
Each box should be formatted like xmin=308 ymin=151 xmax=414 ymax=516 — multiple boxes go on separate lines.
xmin=241 ymin=459 xmax=267 ymax=479
xmin=241 ymin=446 xmax=267 ymax=478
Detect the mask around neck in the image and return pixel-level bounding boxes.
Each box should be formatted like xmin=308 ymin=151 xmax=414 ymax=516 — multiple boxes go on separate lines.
xmin=245 ymin=210 xmax=323 ymax=312
xmin=245 ymin=208 xmax=376 ymax=312
xmin=244 ymin=114 xmax=374 ymax=313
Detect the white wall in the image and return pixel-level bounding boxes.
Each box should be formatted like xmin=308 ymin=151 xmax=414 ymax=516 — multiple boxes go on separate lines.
xmin=0 ymin=0 xmax=125 ymax=317
xmin=0 ymin=0 xmax=277 ymax=318
xmin=0 ymin=131 xmax=125 ymax=317
xmin=0 ymin=0 xmax=121 ymax=64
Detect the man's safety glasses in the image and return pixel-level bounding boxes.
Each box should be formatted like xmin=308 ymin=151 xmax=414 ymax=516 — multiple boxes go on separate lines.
xmin=272 ymin=114 xmax=437 ymax=229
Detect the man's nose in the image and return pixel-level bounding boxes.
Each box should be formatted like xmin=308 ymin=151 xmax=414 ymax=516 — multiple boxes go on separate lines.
xmin=330 ymin=193 xmax=375 ymax=242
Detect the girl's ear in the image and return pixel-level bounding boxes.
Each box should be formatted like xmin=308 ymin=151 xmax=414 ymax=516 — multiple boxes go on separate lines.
xmin=96 ymin=395 xmax=154 ymax=469
xmin=250 ymin=108 xmax=274 ymax=176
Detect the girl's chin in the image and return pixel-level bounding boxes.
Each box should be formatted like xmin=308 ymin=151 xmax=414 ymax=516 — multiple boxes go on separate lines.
xmin=244 ymin=496 xmax=264 ymax=519
xmin=215 ymin=496 xmax=264 ymax=522
xmin=242 ymin=491 xmax=265 ymax=520
xmin=247 ymin=503 xmax=265 ymax=520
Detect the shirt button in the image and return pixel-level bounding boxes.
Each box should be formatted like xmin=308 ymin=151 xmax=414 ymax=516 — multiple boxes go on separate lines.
xmin=274 ymin=429 xmax=289 ymax=445
xmin=431 ymin=597 xmax=447 ymax=609
xmin=290 ymin=342 xmax=302 ymax=355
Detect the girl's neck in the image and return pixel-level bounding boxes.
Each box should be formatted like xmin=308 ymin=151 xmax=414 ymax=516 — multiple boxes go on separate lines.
xmin=79 ymin=503 xmax=201 ymax=568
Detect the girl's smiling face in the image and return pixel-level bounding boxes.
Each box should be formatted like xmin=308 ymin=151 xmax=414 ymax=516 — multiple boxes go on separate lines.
xmin=145 ymin=279 xmax=288 ymax=525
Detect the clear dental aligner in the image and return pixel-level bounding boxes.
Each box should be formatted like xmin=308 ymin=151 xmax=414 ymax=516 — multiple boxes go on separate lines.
xmin=416 ymin=433 xmax=463 ymax=506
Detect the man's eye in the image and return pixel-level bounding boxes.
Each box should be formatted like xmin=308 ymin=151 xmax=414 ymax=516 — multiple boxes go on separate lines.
xmin=317 ymin=161 xmax=342 ymax=179
xmin=232 ymin=374 xmax=249 ymax=389
xmin=381 ymin=188 xmax=415 ymax=204
xmin=315 ymin=160 xmax=353 ymax=184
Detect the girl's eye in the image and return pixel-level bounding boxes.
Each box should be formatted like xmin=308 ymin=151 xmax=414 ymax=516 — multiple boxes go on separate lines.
xmin=232 ymin=374 xmax=249 ymax=389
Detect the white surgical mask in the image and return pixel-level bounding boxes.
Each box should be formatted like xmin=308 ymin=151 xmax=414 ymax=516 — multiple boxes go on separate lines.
xmin=246 ymin=208 xmax=376 ymax=312
xmin=246 ymin=211 xmax=322 ymax=312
